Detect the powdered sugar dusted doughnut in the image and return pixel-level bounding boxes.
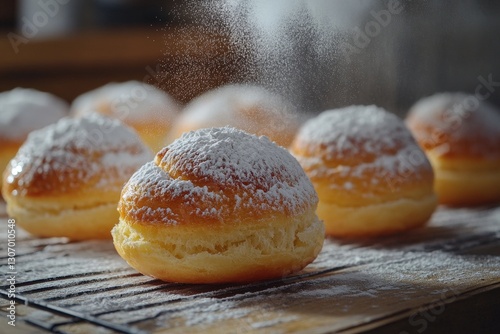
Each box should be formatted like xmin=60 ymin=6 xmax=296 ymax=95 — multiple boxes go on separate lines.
xmin=2 ymin=113 xmax=153 ymax=239
xmin=71 ymin=81 xmax=180 ymax=152
xmin=169 ymin=84 xmax=299 ymax=147
xmin=0 ymin=88 xmax=68 ymax=188
xmin=112 ymin=127 xmax=324 ymax=283
xmin=406 ymin=92 xmax=500 ymax=205
xmin=291 ymin=105 xmax=437 ymax=238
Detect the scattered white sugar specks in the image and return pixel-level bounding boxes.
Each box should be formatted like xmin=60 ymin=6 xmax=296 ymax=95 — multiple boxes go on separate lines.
xmin=365 ymin=251 xmax=500 ymax=285
xmin=294 ymin=285 xmax=352 ymax=298
xmin=250 ymin=315 xmax=299 ymax=329
xmin=183 ymin=300 xmax=252 ymax=327
xmin=201 ymin=1 xmax=372 ymax=112
xmin=343 ymin=182 xmax=353 ymax=190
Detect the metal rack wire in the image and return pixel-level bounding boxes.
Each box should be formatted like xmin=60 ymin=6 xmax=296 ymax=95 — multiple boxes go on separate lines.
xmin=1 ymin=206 xmax=500 ymax=333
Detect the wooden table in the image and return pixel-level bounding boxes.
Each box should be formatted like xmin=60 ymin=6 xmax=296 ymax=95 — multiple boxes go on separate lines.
xmin=1 ymin=202 xmax=499 ymax=333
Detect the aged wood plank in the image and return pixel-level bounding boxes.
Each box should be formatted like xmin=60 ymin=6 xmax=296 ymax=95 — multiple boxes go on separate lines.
xmin=147 ymin=258 xmax=499 ymax=333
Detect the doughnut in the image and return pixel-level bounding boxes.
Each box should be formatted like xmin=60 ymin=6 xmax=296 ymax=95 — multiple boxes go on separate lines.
xmin=112 ymin=127 xmax=324 ymax=283
xmin=168 ymin=84 xmax=299 ymax=147
xmin=2 ymin=113 xmax=152 ymax=240
xmin=71 ymin=81 xmax=180 ymax=152
xmin=406 ymin=93 xmax=500 ymax=205
xmin=0 ymin=88 xmax=68 ymax=190
xmin=291 ymin=105 xmax=437 ymax=238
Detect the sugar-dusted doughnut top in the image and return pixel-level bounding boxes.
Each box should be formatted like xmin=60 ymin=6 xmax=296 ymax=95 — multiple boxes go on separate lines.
xmin=4 ymin=113 xmax=152 ymax=197
xmin=294 ymin=105 xmax=416 ymax=162
xmin=406 ymin=93 xmax=500 ymax=159
xmin=71 ymin=81 xmax=179 ymax=125
xmin=0 ymin=88 xmax=68 ymax=142
xmin=291 ymin=105 xmax=434 ymax=196
xmin=171 ymin=84 xmax=298 ymax=146
xmin=119 ymin=127 xmax=318 ymax=225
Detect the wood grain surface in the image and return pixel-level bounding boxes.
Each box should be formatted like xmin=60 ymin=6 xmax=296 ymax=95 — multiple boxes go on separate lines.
xmin=0 ymin=202 xmax=499 ymax=334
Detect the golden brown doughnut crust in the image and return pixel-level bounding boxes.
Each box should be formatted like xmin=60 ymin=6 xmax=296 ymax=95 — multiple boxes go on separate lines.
xmin=71 ymin=81 xmax=180 ymax=152
xmin=2 ymin=113 xmax=152 ymax=239
xmin=0 ymin=142 xmax=21 ymax=188
xmin=0 ymin=88 xmax=68 ymax=190
xmin=113 ymin=127 xmax=324 ymax=283
xmin=168 ymin=84 xmax=299 ymax=147
xmin=406 ymin=93 xmax=500 ymax=159
xmin=406 ymin=93 xmax=500 ymax=205
xmin=291 ymin=105 xmax=437 ymax=237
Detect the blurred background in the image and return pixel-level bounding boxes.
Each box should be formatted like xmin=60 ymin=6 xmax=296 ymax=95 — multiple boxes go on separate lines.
xmin=0 ymin=0 xmax=241 ymax=105
xmin=0 ymin=0 xmax=499 ymax=114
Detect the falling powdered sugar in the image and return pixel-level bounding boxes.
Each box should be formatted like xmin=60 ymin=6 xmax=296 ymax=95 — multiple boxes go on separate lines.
xmin=198 ymin=0 xmax=373 ymax=112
